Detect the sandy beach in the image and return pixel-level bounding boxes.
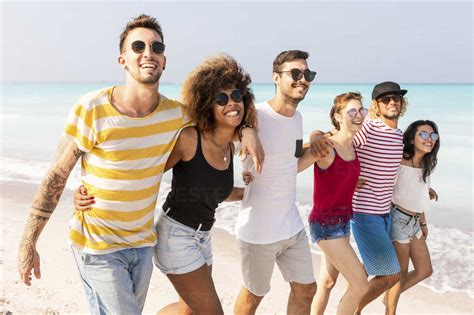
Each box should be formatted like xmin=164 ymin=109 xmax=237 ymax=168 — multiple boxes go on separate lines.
xmin=1 ymin=180 xmax=472 ymax=314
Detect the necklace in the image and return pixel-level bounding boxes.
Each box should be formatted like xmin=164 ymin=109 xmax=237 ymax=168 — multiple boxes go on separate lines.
xmin=208 ymin=134 xmax=230 ymax=166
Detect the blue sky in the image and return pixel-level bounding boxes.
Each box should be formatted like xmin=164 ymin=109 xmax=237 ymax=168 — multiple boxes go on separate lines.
xmin=1 ymin=0 xmax=472 ymax=83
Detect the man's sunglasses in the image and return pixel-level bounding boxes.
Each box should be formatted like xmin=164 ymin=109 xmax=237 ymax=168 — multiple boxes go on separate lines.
xmin=276 ymin=69 xmax=317 ymax=82
xmin=347 ymin=107 xmax=369 ymax=118
xmin=418 ymin=131 xmax=439 ymax=141
xmin=215 ymin=89 xmax=244 ymax=106
xmin=131 ymin=40 xmax=166 ymax=54
xmin=377 ymin=94 xmax=402 ymax=104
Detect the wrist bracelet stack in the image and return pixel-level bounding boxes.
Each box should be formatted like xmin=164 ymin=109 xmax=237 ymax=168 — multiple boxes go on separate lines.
xmin=238 ymin=123 xmax=253 ymax=140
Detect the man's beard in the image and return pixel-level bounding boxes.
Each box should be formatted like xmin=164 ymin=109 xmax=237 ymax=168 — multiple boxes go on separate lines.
xmin=131 ymin=70 xmax=161 ymax=85
xmin=283 ymin=91 xmax=306 ymax=107
xmin=382 ymin=111 xmax=400 ymax=120
xmin=140 ymin=73 xmax=161 ymax=84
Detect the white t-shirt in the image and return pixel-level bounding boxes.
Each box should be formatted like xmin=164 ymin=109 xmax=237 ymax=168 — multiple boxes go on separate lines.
xmin=392 ymin=164 xmax=431 ymax=213
xmin=235 ymin=101 xmax=304 ymax=244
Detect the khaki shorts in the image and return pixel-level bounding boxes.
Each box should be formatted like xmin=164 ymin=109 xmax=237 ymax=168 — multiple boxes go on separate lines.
xmin=238 ymin=229 xmax=315 ymax=296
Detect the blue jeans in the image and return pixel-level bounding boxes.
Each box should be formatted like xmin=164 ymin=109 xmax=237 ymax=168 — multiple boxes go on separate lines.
xmin=72 ymin=246 xmax=154 ymax=315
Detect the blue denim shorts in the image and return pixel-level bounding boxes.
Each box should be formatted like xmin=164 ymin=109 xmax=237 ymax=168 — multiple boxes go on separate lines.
xmin=309 ymin=219 xmax=350 ymax=243
xmin=351 ymin=213 xmax=400 ymax=276
xmin=153 ymin=210 xmax=213 ymax=275
xmin=390 ymin=206 xmax=423 ymax=244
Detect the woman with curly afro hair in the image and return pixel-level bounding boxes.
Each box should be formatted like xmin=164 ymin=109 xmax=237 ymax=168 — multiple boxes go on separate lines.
xmin=154 ymin=53 xmax=256 ymax=314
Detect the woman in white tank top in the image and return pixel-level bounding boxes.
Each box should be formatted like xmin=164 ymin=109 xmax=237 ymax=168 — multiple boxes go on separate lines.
xmin=385 ymin=120 xmax=440 ymax=314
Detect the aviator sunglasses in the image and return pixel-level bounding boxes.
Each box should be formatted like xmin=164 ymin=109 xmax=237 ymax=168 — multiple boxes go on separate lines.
xmin=131 ymin=40 xmax=166 ymax=54
xmin=378 ymin=94 xmax=402 ymax=105
xmin=276 ymin=69 xmax=317 ymax=82
xmin=214 ymin=89 xmax=244 ymax=106
xmin=418 ymin=131 xmax=439 ymax=141
xmin=347 ymin=107 xmax=369 ymax=118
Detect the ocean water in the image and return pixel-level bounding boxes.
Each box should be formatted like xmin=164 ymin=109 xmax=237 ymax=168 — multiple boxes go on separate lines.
xmin=1 ymin=83 xmax=473 ymax=297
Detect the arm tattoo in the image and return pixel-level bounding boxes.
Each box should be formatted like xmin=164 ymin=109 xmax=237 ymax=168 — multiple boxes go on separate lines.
xmin=32 ymin=168 xmax=69 ymax=214
xmin=18 ymin=136 xmax=84 ymax=271
xmin=32 ymin=137 xmax=84 ymax=216
xmin=55 ymin=136 xmax=83 ymax=161
xmin=18 ymin=214 xmax=48 ymax=269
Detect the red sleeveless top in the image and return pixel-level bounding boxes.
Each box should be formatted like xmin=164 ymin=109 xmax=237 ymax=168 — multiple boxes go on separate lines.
xmin=308 ymin=150 xmax=360 ymax=224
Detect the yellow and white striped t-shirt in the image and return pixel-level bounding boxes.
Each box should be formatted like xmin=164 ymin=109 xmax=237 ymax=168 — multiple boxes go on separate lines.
xmin=65 ymin=87 xmax=188 ymax=254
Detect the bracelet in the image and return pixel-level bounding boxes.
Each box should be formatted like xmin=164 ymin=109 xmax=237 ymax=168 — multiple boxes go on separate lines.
xmin=420 ymin=222 xmax=427 ymax=227
xmin=238 ymin=123 xmax=253 ymax=140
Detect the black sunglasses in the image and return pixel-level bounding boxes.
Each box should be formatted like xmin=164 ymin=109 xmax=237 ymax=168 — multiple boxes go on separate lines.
xmin=276 ymin=69 xmax=317 ymax=82
xmin=131 ymin=40 xmax=166 ymax=54
xmin=378 ymin=94 xmax=402 ymax=104
xmin=418 ymin=131 xmax=439 ymax=141
xmin=214 ymin=90 xmax=244 ymax=106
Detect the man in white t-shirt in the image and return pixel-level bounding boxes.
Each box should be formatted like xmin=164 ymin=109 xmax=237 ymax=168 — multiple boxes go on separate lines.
xmin=234 ymin=50 xmax=317 ymax=315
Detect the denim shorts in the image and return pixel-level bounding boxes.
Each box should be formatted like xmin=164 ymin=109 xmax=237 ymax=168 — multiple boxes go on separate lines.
xmin=390 ymin=206 xmax=423 ymax=244
xmin=309 ymin=219 xmax=351 ymax=243
xmin=153 ymin=210 xmax=213 ymax=275
xmin=351 ymin=213 xmax=400 ymax=276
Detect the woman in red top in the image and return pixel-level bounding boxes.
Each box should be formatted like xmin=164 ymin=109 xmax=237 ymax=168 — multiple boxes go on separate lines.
xmin=298 ymin=92 xmax=369 ymax=315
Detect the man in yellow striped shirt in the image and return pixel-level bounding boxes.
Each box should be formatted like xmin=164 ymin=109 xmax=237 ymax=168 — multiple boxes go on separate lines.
xmin=17 ymin=14 xmax=263 ymax=314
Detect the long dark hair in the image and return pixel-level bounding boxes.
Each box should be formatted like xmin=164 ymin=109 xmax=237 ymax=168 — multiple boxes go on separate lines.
xmin=403 ymin=120 xmax=440 ymax=182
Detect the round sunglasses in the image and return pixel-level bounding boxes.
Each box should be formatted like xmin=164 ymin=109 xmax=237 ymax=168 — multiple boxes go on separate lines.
xmin=275 ymin=69 xmax=317 ymax=82
xmin=131 ymin=40 xmax=165 ymax=54
xmin=418 ymin=131 xmax=439 ymax=141
xmin=347 ymin=107 xmax=369 ymax=118
xmin=377 ymin=94 xmax=402 ymax=105
xmin=214 ymin=89 xmax=244 ymax=106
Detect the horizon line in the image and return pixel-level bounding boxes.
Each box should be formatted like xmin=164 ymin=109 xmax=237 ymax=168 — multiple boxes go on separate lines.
xmin=2 ymin=81 xmax=473 ymax=85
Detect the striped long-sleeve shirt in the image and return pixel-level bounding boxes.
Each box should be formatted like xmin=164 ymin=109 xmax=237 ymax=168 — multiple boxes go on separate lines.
xmin=353 ymin=119 xmax=403 ymax=215
xmin=64 ymin=87 xmax=188 ymax=254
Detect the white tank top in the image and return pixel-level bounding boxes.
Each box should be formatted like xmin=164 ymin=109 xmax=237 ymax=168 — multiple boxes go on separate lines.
xmin=392 ymin=164 xmax=431 ymax=213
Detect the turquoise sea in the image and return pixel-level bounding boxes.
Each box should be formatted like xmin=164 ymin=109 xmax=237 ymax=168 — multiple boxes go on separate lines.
xmin=1 ymin=83 xmax=473 ymax=297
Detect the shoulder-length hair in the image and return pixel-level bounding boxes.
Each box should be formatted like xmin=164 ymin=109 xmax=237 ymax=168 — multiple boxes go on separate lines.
xmin=403 ymin=120 xmax=440 ymax=182
xmin=181 ymin=53 xmax=257 ymax=133
xmin=330 ymin=92 xmax=363 ymax=130
xmin=368 ymin=96 xmax=409 ymax=120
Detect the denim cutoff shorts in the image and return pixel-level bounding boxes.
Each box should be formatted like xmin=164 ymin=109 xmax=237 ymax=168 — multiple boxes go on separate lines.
xmin=309 ymin=219 xmax=351 ymax=243
xmin=153 ymin=210 xmax=213 ymax=275
xmin=390 ymin=206 xmax=423 ymax=244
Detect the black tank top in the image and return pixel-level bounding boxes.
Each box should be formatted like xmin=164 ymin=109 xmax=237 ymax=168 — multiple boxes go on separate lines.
xmin=163 ymin=128 xmax=234 ymax=231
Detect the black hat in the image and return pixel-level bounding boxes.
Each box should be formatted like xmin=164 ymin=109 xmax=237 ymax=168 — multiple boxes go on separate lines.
xmin=372 ymin=81 xmax=407 ymax=100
